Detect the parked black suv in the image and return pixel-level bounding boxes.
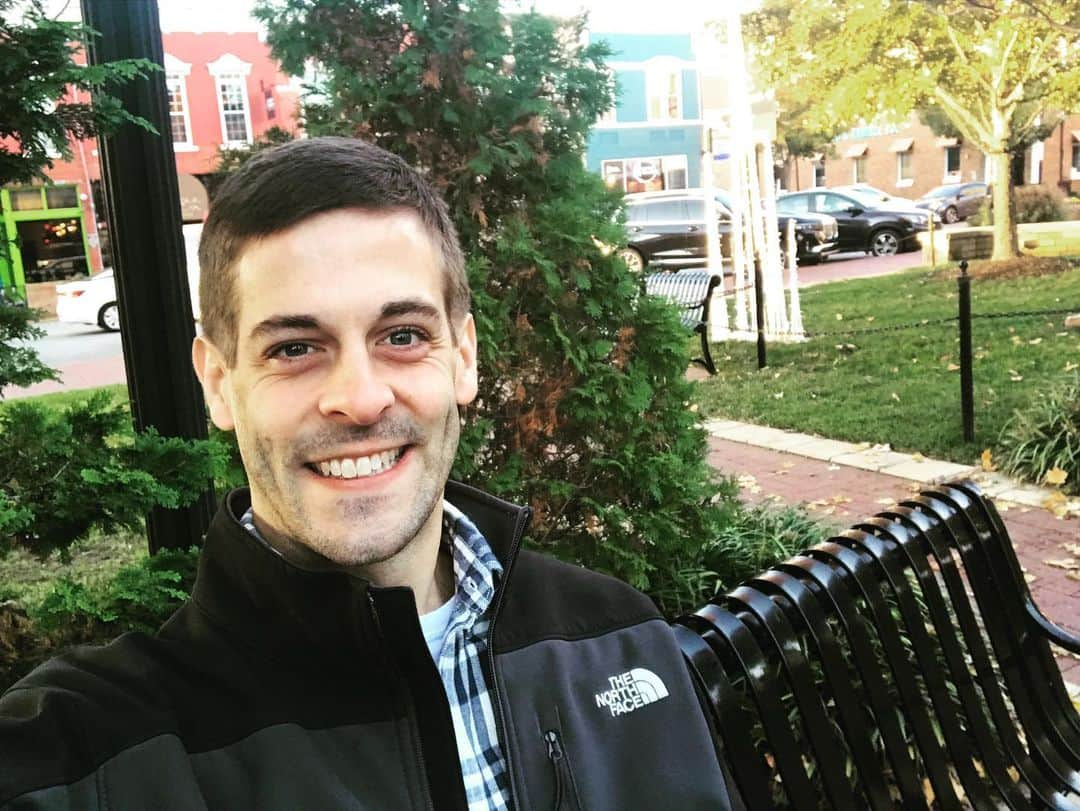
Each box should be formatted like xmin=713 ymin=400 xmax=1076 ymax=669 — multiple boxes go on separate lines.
xmin=776 ymin=188 xmax=935 ymax=256
xmin=619 ymin=189 xmax=839 ymax=273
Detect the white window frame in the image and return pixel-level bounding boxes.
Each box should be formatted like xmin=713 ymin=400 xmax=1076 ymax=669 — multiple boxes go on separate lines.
xmin=164 ymin=54 xmax=195 ymax=151
xmin=207 ymin=53 xmax=254 ymax=147
xmin=896 ymin=150 xmax=914 ymax=187
xmin=943 ymin=145 xmax=961 ymax=182
xmin=852 ymin=156 xmax=867 ymax=184
xmin=645 ymin=59 xmax=683 ymax=122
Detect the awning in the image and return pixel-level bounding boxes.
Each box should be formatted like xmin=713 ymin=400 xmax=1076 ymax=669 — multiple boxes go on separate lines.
xmin=935 ymin=136 xmax=959 ymax=147
xmin=889 ymin=138 xmax=914 ymax=152
xmin=843 ymin=143 xmax=868 ymax=158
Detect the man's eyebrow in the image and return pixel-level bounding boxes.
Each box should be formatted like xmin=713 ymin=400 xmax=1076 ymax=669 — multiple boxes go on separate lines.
xmin=379 ymin=299 xmax=443 ymax=322
xmin=248 ymin=315 xmax=321 ymax=342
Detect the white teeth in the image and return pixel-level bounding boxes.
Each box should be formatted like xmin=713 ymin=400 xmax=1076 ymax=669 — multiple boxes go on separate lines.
xmin=316 ymin=448 xmax=403 ymax=479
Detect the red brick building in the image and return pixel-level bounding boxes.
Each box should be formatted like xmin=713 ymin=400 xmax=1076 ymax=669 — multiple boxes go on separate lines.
xmin=2 ymin=31 xmax=301 ymax=291
xmin=781 ymin=112 xmax=1080 ymax=201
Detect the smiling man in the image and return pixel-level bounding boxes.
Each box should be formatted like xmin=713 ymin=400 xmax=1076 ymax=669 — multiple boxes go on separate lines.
xmin=0 ymin=138 xmax=730 ymax=810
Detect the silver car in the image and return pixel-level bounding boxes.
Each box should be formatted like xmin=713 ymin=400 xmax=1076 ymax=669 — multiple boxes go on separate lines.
xmin=916 ymin=182 xmax=989 ymax=224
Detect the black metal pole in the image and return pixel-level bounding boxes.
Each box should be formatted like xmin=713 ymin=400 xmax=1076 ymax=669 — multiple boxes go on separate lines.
xmin=958 ymin=260 xmax=975 ymax=442
xmin=754 ymin=255 xmax=767 ymax=369
xmin=80 ymin=0 xmax=214 ymax=552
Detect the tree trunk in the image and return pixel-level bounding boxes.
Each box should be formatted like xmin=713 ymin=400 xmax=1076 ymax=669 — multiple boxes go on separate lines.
xmin=990 ymin=151 xmax=1019 ymax=260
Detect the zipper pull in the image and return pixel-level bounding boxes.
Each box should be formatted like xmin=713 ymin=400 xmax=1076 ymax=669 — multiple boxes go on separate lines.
xmin=544 ymin=730 xmax=563 ymax=760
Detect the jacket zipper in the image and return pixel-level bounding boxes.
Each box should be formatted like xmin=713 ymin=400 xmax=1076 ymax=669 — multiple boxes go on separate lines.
xmin=368 ymin=591 xmax=436 ymax=811
xmin=485 ymin=505 xmax=533 ymax=811
xmin=544 ymin=729 xmax=580 ymax=811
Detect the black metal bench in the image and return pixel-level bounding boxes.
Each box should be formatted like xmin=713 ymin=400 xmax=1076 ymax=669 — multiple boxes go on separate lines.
xmin=643 ymin=270 xmax=721 ymax=374
xmin=675 ymin=481 xmax=1080 ymax=810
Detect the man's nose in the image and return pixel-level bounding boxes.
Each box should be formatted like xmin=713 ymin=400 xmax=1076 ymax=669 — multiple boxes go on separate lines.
xmin=317 ymin=351 xmax=394 ymax=424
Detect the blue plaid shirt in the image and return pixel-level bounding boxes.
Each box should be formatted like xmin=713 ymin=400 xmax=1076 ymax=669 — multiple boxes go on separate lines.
xmin=239 ymin=501 xmax=512 ymax=810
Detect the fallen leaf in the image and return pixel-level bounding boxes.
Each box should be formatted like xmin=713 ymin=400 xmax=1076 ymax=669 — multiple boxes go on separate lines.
xmin=891 ymin=392 xmax=901 ymax=402
xmin=1028 ymin=338 xmax=1042 ymax=345
xmin=1010 ymin=374 xmax=1024 ymax=382
xmin=1044 ymin=467 xmax=1068 ymax=487
xmin=835 ymin=313 xmax=844 ymax=321
xmin=1043 ymin=491 xmax=1069 ymax=518
xmin=912 ymin=453 xmax=925 ymax=461
xmin=773 ymin=392 xmax=784 ymax=400
xmin=980 ymin=449 xmax=995 ymax=472
xmin=1024 ymin=573 xmax=1037 ymax=583
xmin=875 ymin=497 xmax=895 ymax=505
xmin=1042 ymin=558 xmax=1077 ymax=570
xmin=1066 ymin=362 xmax=1079 ymax=373
xmin=1063 ymin=544 xmax=1080 ymax=556
xmin=1011 ymin=335 xmax=1023 ymax=345
xmin=1068 ymin=571 xmax=1080 ymax=582
xmin=947 ymin=363 xmax=961 ymax=372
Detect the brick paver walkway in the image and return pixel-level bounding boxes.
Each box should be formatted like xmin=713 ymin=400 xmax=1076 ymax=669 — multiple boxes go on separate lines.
xmin=707 ymin=435 xmax=1080 ymax=683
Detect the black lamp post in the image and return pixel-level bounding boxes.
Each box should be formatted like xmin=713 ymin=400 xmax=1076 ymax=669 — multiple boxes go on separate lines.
xmin=80 ymin=0 xmax=215 ymax=552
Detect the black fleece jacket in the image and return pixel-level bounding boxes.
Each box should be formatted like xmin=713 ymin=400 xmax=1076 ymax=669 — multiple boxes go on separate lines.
xmin=0 ymin=482 xmax=729 ymax=810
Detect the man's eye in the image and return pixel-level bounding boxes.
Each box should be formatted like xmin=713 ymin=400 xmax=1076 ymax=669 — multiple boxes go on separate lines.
xmin=385 ymin=328 xmax=426 ymax=347
xmin=271 ymin=342 xmax=312 ymax=359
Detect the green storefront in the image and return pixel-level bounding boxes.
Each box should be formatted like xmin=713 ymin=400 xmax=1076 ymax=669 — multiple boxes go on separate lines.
xmin=1 ymin=184 xmax=91 ymax=301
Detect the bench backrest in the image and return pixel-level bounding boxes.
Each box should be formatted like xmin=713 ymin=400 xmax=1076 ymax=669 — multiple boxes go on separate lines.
xmin=643 ymin=270 xmax=720 ymax=331
xmin=676 ymin=481 xmax=1080 ymax=810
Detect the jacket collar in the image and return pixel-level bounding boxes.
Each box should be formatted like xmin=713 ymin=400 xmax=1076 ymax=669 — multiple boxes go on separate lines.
xmin=184 ymin=484 xmax=531 ymax=663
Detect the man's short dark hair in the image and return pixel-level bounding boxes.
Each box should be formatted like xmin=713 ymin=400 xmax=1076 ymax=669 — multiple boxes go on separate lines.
xmin=198 ymin=137 xmax=469 ymax=364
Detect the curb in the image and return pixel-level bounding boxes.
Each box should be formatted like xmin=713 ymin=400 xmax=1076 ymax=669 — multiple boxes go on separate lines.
xmin=704 ymin=418 xmax=1079 ymax=518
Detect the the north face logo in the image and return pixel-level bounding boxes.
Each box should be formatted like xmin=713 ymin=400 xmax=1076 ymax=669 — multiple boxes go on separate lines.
xmin=594 ymin=668 xmax=669 ymax=717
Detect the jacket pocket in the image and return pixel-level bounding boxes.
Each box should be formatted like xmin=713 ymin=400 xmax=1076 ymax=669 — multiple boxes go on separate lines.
xmin=542 ymin=726 xmax=582 ymax=811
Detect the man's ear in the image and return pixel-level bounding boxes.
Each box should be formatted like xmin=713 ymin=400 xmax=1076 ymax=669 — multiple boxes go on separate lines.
xmin=192 ymin=335 xmax=236 ymax=431
xmin=454 ymin=313 xmax=479 ymax=407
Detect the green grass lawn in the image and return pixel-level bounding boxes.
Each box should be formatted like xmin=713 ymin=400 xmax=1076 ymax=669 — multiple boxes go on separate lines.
xmin=693 ymin=262 xmax=1080 ymax=465
xmin=0 ymin=383 xmax=128 ymax=414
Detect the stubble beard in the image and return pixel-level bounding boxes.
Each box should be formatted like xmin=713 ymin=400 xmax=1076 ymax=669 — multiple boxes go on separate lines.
xmin=241 ymin=410 xmax=461 ymax=569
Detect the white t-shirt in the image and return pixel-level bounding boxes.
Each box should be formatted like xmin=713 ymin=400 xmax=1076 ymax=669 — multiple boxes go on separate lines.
xmin=419 ymin=595 xmax=456 ymax=662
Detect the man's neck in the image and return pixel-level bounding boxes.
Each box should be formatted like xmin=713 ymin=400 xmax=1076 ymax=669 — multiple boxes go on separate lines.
xmin=249 ymin=509 xmax=455 ymax=616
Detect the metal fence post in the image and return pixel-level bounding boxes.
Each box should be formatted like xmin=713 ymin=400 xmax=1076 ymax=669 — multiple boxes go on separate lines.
xmin=754 ymin=255 xmax=767 ymax=369
xmin=957 ymin=260 xmax=974 ymax=442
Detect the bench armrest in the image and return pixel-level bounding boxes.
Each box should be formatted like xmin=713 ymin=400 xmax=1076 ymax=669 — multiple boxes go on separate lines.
xmin=1025 ymin=598 xmax=1080 ymax=655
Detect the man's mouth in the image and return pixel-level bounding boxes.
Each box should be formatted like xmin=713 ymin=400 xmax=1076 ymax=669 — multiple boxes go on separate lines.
xmin=308 ymin=447 xmax=407 ymax=479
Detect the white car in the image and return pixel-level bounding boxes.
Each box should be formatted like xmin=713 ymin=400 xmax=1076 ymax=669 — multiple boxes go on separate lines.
xmin=55 ymin=223 xmax=202 ymax=332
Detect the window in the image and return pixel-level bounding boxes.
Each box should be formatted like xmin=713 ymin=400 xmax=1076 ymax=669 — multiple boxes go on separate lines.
xmin=597 ymin=106 xmax=617 ymax=125
xmin=166 ymin=75 xmax=192 ymax=145
xmin=208 ymin=53 xmax=254 ymax=147
xmin=853 ymin=156 xmax=867 ymax=183
xmin=776 ymin=194 xmax=809 ymax=214
xmin=44 ymin=186 xmax=78 ymax=209
xmin=813 ymin=158 xmax=826 ymax=188
xmin=646 ymin=64 xmax=682 ymax=121
xmin=601 ymin=155 xmax=687 ymax=193
xmin=1072 ymin=135 xmax=1080 ymax=179
xmin=643 ymin=200 xmax=686 ymax=221
xmin=944 ymin=145 xmax=961 ymax=180
xmin=815 ymin=193 xmax=852 ymax=214
xmin=897 ymin=150 xmax=914 ymax=185
xmin=217 ymin=75 xmax=251 ymax=144
xmin=9 ymin=188 xmax=43 ymax=211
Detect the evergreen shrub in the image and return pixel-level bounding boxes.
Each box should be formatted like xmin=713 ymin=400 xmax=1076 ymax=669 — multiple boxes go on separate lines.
xmin=256 ymin=0 xmax=757 ymax=614
xmin=997 ymin=374 xmax=1079 ymax=495
xmin=0 ymin=391 xmax=225 ymax=559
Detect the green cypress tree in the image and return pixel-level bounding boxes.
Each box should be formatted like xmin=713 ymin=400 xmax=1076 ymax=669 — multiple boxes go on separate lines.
xmin=255 ymin=0 xmax=740 ymax=613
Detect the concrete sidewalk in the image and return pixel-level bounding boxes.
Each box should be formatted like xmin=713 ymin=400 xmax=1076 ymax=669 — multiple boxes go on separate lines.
xmin=703 ymin=418 xmax=1080 ymax=688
